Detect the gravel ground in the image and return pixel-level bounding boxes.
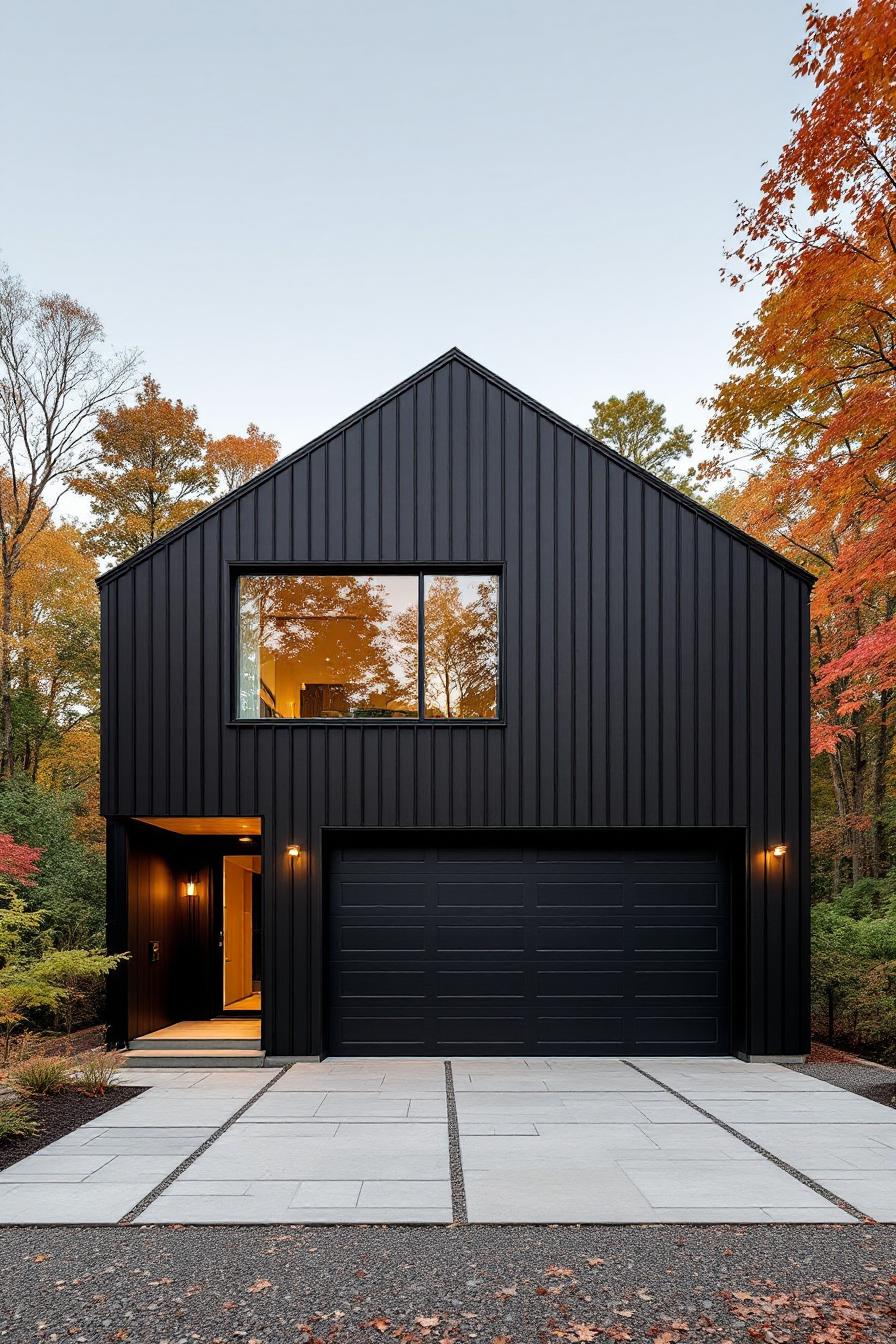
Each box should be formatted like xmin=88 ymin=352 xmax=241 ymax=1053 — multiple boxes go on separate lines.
xmin=787 ymin=1057 xmax=896 ymax=1111
xmin=0 ymin=1223 xmax=894 ymax=1343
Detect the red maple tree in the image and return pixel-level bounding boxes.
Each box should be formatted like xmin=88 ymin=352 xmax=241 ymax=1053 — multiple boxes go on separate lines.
xmin=0 ymin=832 xmax=41 ymax=886
xmin=705 ymin=0 xmax=896 ymax=879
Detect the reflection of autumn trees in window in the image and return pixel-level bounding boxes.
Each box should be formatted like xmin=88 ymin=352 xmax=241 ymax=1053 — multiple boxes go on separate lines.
xmin=238 ymin=572 xmax=499 ymax=719
xmin=239 ymin=575 xmax=418 ymax=718
xmin=422 ymin=575 xmax=499 ymax=719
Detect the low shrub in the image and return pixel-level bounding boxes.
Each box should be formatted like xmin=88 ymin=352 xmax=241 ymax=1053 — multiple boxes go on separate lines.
xmin=811 ymin=884 xmax=896 ymax=1063
xmin=0 ymin=1098 xmax=37 ymax=1141
xmin=70 ymin=1050 xmax=124 ymax=1097
xmin=9 ymin=1055 xmax=70 ymax=1095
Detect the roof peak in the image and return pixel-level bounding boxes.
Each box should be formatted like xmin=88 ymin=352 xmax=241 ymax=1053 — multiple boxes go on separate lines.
xmin=97 ymin=346 xmax=814 ymax=587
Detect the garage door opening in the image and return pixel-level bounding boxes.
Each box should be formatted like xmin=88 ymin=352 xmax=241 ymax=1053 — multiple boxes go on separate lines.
xmin=325 ymin=831 xmax=735 ymax=1057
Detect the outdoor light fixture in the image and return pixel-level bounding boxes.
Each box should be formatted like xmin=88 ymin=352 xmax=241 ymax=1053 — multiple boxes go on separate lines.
xmin=771 ymin=844 xmax=787 ymax=858
xmin=287 ymin=844 xmax=301 ymax=859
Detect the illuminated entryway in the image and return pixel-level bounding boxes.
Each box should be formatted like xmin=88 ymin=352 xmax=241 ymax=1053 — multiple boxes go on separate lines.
xmin=117 ymin=817 xmax=263 ymax=1056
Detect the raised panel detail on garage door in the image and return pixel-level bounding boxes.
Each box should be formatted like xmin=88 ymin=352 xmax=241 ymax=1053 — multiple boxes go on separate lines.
xmin=326 ymin=836 xmax=731 ymax=1056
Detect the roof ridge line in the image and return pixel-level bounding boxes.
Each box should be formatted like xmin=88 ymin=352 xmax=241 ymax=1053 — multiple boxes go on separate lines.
xmin=97 ymin=346 xmax=814 ymax=587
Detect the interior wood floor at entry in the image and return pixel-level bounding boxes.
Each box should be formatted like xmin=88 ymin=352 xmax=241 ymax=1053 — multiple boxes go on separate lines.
xmin=134 ymin=1020 xmax=261 ymax=1042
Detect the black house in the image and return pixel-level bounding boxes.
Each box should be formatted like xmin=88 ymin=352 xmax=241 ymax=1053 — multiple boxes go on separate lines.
xmin=101 ymin=349 xmax=812 ymax=1063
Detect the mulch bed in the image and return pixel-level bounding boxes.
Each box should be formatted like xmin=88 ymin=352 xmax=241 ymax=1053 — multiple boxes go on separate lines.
xmin=808 ymin=1040 xmax=869 ymax=1063
xmin=0 ymin=1085 xmax=145 ymax=1171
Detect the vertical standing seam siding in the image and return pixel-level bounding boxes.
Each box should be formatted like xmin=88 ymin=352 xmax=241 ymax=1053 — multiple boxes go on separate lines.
xmin=101 ymin=357 xmax=811 ymax=1059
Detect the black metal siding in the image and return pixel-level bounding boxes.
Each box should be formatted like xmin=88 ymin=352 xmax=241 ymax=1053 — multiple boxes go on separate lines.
xmin=100 ymin=350 xmax=812 ymax=1059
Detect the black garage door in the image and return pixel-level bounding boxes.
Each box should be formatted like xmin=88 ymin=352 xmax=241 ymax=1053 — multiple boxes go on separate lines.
xmin=326 ymin=836 xmax=731 ymax=1056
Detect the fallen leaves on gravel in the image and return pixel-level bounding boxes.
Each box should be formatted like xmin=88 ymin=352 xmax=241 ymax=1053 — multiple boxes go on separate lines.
xmin=717 ymin=1285 xmax=896 ymax=1341
xmin=13 ymin=1231 xmax=896 ymax=1344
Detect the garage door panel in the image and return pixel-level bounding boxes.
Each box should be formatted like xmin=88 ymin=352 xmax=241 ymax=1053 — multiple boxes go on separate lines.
xmin=336 ymin=1014 xmax=428 ymax=1050
xmin=634 ymin=969 xmax=723 ymax=999
xmin=436 ymin=882 xmax=525 ymax=909
xmin=635 ymin=922 xmax=722 ymax=952
xmin=336 ymin=923 xmax=429 ymax=953
xmin=333 ymin=845 xmax=426 ymax=864
xmin=437 ymin=970 xmax=526 ymax=1000
xmin=535 ymin=882 xmax=625 ymax=909
xmin=436 ymin=923 xmax=526 ymax=952
xmin=435 ymin=845 xmax=526 ymax=863
xmin=327 ymin=838 xmax=731 ymax=1056
xmin=633 ymin=881 xmax=722 ymax=909
xmin=534 ymin=846 xmax=626 ymax=866
xmin=536 ymin=969 xmax=624 ymax=1000
xmin=535 ymin=922 xmax=625 ymax=952
xmin=335 ymin=969 xmax=428 ymax=1000
xmin=630 ymin=850 xmax=727 ymax=868
xmin=634 ymin=1013 xmax=722 ymax=1047
xmin=536 ymin=1014 xmax=626 ymax=1047
xmin=335 ymin=880 xmax=429 ymax=910
xmin=437 ymin=1020 xmax=528 ymax=1050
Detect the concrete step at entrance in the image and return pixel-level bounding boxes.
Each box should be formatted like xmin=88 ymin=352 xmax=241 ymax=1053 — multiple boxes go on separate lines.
xmin=126 ymin=1018 xmax=263 ymax=1066
xmin=129 ymin=1036 xmax=261 ymax=1051
xmin=122 ymin=1048 xmax=266 ymax=1068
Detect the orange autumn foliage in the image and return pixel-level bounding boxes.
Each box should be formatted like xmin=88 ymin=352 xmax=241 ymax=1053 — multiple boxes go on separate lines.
xmin=207 ymin=423 xmax=280 ymax=493
xmin=73 ymin=375 xmax=215 ymax=562
xmin=705 ymin=0 xmax=896 ymax=876
xmin=6 ymin=491 xmax=99 ymax=783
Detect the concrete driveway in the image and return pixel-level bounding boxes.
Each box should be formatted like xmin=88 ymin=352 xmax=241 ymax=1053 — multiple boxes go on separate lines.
xmin=1 ymin=1056 xmax=894 ymax=1224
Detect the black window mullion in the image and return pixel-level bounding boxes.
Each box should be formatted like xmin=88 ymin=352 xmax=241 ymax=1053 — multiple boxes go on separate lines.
xmin=418 ymin=572 xmax=425 ymax=720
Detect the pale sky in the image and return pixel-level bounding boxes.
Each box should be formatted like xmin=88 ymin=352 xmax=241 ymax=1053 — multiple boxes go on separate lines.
xmin=2 ymin=1 xmax=823 ymax=464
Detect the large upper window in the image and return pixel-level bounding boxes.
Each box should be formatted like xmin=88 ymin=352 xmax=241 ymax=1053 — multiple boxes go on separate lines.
xmin=237 ymin=572 xmax=499 ymax=721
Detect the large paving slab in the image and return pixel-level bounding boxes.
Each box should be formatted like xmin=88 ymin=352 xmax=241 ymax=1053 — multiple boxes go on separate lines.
xmin=0 ymin=1069 xmax=269 ymax=1224
xmin=453 ymin=1057 xmax=853 ymax=1224
xmin=139 ymin=1058 xmax=452 ymax=1224
xmin=640 ymin=1057 xmax=896 ymax=1221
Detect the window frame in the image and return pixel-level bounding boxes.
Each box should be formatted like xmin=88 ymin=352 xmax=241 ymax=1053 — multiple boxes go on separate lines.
xmin=228 ymin=563 xmax=504 ymax=726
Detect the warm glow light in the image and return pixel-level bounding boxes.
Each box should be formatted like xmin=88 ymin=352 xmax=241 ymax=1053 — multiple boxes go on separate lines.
xmin=238 ymin=836 xmax=252 ymax=843
xmin=771 ymin=844 xmax=787 ymax=858
xmin=185 ymin=879 xmax=197 ymax=896
xmin=287 ymin=844 xmax=301 ymax=859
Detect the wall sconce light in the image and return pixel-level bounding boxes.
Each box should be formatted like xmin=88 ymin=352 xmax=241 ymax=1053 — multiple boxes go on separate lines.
xmin=771 ymin=843 xmax=787 ymax=859
xmin=185 ymin=874 xmax=198 ymax=897
xmin=286 ymin=844 xmax=301 ymax=860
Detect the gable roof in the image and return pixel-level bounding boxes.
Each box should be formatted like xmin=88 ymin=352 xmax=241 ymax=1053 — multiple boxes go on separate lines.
xmin=96 ymin=346 xmax=815 ymax=587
